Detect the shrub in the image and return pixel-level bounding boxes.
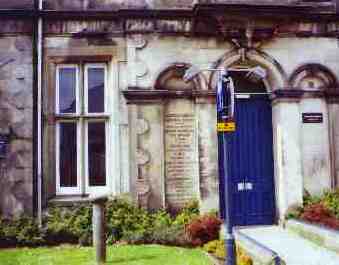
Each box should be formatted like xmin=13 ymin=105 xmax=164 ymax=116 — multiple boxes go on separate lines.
xmin=105 ymin=197 xmax=152 ymax=244
xmin=186 ymin=214 xmax=222 ymax=246
xmin=0 ymin=196 xmax=204 ymax=248
xmin=301 ymin=203 xmax=339 ymax=230
xmin=323 ymin=188 xmax=339 ymax=218
xmin=120 ymin=229 xmax=148 ymax=245
xmin=149 ymin=223 xmax=188 ymax=246
xmin=236 ymin=245 xmax=253 ymax=265
xmin=285 ymin=205 xmax=303 ymax=219
xmin=203 ymin=240 xmax=226 ymax=258
xmin=45 ymin=205 xmax=92 ymax=246
xmin=173 ymin=200 xmax=200 ymax=226
xmin=303 ymin=189 xmax=321 ymax=207
xmin=203 ymin=240 xmax=219 ymax=253
xmin=0 ymin=216 xmax=44 ymax=247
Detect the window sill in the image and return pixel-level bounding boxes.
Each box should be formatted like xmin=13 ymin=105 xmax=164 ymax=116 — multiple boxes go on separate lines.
xmin=49 ymin=195 xmax=92 ymax=207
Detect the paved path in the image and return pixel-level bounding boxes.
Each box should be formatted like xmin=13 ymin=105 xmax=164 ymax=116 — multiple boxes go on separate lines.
xmin=239 ymin=226 xmax=339 ymax=265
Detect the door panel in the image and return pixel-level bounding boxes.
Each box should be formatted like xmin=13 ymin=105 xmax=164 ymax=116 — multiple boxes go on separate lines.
xmin=227 ymin=96 xmax=275 ymax=226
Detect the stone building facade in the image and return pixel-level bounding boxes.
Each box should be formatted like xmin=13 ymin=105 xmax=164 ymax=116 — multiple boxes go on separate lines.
xmin=1 ymin=0 xmax=339 ymax=224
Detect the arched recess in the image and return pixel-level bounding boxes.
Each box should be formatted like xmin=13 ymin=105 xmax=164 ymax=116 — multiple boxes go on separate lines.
xmin=154 ymin=62 xmax=204 ymax=91
xmin=154 ymin=62 xmax=203 ymax=212
xmin=290 ymin=63 xmax=339 ymax=191
xmin=289 ymin=63 xmax=338 ymax=91
xmin=209 ymin=48 xmax=288 ymax=92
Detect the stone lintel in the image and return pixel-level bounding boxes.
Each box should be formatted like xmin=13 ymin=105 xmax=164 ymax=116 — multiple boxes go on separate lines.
xmin=272 ymin=89 xmax=339 ymax=102
xmin=122 ymin=89 xmax=216 ymax=104
xmin=47 ymin=55 xmax=112 ymax=64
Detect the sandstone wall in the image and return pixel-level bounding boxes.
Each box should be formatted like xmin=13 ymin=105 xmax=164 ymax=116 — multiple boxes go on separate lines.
xmin=0 ymin=20 xmax=33 ymax=216
xmin=0 ymin=1 xmax=33 ymax=9
xmin=1 ymin=3 xmax=339 ymax=218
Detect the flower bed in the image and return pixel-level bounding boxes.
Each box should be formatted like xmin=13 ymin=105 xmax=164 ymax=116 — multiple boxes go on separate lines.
xmin=286 ymin=188 xmax=339 ymax=230
xmin=0 ymin=196 xmax=223 ymax=248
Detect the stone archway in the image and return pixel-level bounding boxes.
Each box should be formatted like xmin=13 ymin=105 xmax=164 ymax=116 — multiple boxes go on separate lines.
xmin=209 ymin=48 xmax=288 ymax=92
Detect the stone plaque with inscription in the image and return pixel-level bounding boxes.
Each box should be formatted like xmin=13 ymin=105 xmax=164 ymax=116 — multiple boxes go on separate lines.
xmin=164 ymin=99 xmax=198 ymax=210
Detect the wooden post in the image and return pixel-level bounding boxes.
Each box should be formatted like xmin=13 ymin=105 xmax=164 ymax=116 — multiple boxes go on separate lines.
xmin=90 ymin=195 xmax=108 ymax=265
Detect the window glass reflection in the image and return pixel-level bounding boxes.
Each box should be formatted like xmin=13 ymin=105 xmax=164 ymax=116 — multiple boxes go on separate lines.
xmin=88 ymin=68 xmax=105 ymax=113
xmin=59 ymin=122 xmax=77 ymax=187
xmin=88 ymin=122 xmax=106 ymax=186
xmin=59 ymin=68 xmax=76 ymax=113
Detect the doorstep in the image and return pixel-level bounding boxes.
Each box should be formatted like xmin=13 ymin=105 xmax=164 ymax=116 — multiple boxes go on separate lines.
xmin=234 ymin=225 xmax=339 ymax=265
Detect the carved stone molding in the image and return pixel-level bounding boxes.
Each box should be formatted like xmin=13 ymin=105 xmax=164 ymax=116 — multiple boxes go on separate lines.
xmin=137 ymin=118 xmax=150 ymax=135
xmin=136 ymin=179 xmax=151 ymax=209
xmin=136 ymin=148 xmax=151 ymax=166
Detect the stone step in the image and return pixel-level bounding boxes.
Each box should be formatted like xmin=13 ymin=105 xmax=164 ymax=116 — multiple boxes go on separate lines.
xmin=234 ymin=226 xmax=339 ymax=265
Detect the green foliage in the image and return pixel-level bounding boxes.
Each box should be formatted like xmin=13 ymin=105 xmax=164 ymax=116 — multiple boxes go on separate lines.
xmin=105 ymin=197 xmax=152 ymax=244
xmin=285 ymin=205 xmax=304 ymax=219
xmin=109 ymin=198 xmax=199 ymax=246
xmin=304 ymin=193 xmax=321 ymax=207
xmin=289 ymin=189 xmax=339 ymax=230
xmin=0 ymin=215 xmax=43 ymax=247
xmin=202 ymin=240 xmax=226 ymax=259
xmin=46 ymin=204 xmax=92 ymax=246
xmin=173 ymin=200 xmax=200 ymax=226
xmin=0 ymin=197 xmax=203 ymax=248
xmin=323 ymin=188 xmax=339 ymax=218
xmin=236 ymin=245 xmax=253 ymax=265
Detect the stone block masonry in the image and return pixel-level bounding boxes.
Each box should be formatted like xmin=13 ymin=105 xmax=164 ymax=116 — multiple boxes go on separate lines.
xmin=0 ymin=36 xmax=33 ymax=217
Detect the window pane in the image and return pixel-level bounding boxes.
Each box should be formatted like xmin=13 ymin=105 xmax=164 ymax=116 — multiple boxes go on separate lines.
xmin=59 ymin=122 xmax=77 ymax=187
xmin=59 ymin=68 xmax=76 ymax=113
xmin=88 ymin=122 xmax=106 ymax=186
xmin=88 ymin=68 xmax=105 ymax=113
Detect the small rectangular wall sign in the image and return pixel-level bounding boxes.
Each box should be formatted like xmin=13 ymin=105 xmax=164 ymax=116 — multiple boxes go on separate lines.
xmin=302 ymin=113 xmax=323 ymax=123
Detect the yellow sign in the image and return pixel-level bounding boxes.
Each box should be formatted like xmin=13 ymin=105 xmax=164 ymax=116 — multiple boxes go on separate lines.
xmin=217 ymin=122 xmax=236 ymax=132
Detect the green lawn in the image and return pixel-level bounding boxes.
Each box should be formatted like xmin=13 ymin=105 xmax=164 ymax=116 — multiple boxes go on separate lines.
xmin=0 ymin=245 xmax=213 ymax=265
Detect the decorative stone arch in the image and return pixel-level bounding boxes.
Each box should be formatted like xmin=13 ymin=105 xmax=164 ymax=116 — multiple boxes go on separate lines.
xmin=209 ymin=48 xmax=288 ymax=92
xmin=153 ymin=62 xmax=205 ymax=91
xmin=289 ymin=63 xmax=338 ymax=92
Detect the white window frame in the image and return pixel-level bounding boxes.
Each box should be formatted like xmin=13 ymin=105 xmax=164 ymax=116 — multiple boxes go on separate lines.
xmin=56 ymin=121 xmax=82 ymax=195
xmin=55 ymin=63 xmax=109 ymax=196
xmin=85 ymin=120 xmax=109 ymax=195
xmin=84 ymin=64 xmax=108 ymax=116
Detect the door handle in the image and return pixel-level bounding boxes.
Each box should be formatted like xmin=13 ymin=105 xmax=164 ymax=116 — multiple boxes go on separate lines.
xmin=245 ymin=182 xmax=253 ymax=190
xmin=237 ymin=182 xmax=253 ymax=191
xmin=237 ymin=182 xmax=245 ymax=191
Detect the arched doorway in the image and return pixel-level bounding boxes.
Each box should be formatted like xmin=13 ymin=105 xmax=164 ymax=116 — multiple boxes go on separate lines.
xmin=213 ymin=50 xmax=287 ymax=225
xmin=217 ymin=67 xmax=276 ymax=226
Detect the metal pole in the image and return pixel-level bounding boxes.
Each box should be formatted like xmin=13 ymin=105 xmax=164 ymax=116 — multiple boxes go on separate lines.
xmin=93 ymin=203 xmax=106 ymax=264
xmin=220 ymin=132 xmax=236 ymax=265
xmin=91 ymin=195 xmax=108 ymax=264
xmin=216 ymin=70 xmax=236 ymax=265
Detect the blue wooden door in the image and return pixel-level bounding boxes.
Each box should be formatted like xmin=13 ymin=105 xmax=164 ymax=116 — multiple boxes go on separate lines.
xmin=220 ymin=95 xmax=275 ymax=226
